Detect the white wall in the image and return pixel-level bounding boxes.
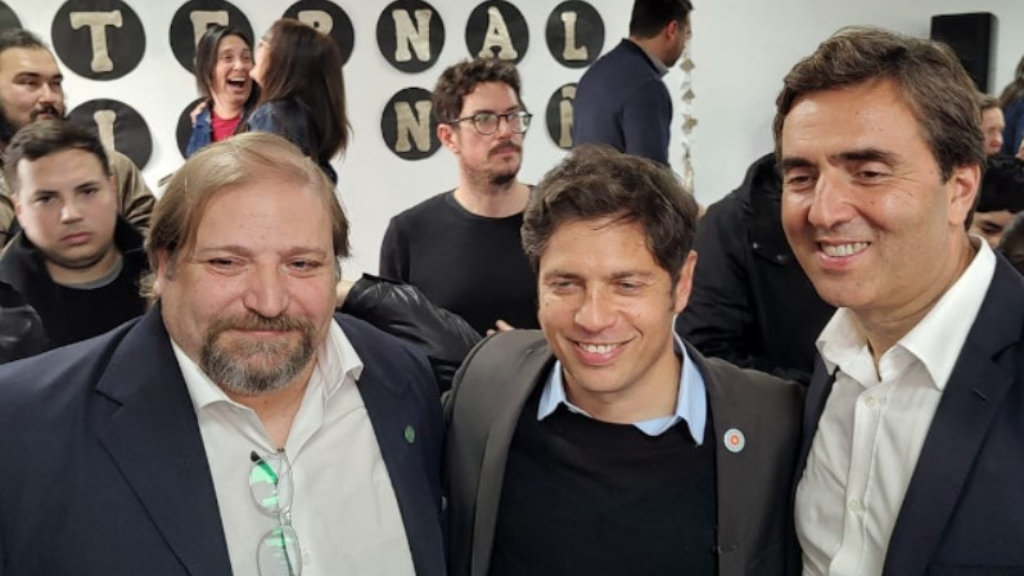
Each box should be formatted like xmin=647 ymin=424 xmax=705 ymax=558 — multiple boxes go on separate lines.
xmin=691 ymin=0 xmax=1024 ymax=205
xmin=7 ymin=0 xmax=1023 ymax=277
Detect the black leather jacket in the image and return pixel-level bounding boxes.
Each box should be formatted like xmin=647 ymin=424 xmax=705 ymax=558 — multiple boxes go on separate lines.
xmin=341 ymin=274 xmax=481 ymax=393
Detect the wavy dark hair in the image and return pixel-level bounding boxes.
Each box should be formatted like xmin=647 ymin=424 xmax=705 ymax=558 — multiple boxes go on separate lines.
xmin=522 ymin=144 xmax=698 ymax=287
xmin=254 ymin=19 xmax=349 ymax=160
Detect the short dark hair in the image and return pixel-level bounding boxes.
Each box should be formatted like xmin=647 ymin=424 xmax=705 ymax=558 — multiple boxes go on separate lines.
xmin=255 ymin=19 xmax=349 ymax=161
xmin=432 ymin=58 xmax=522 ymax=123
xmin=3 ymin=120 xmax=110 ymax=194
xmin=774 ymin=26 xmax=985 ymax=181
xmin=193 ymin=24 xmax=253 ymax=100
xmin=0 ymin=28 xmax=46 ymax=57
xmin=976 ymin=155 xmax=1024 ymax=214
xmin=522 ymin=144 xmax=698 ymax=286
xmin=629 ymin=0 xmax=693 ymax=39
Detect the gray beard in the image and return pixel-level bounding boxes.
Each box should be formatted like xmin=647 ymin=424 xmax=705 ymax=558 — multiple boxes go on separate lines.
xmin=200 ymin=314 xmax=317 ymax=396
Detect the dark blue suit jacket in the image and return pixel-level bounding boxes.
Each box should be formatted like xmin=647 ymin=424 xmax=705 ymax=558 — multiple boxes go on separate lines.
xmin=572 ymin=39 xmax=672 ymax=165
xmin=0 ymin=307 xmax=445 ymax=576
xmin=796 ymin=256 xmax=1024 ymax=575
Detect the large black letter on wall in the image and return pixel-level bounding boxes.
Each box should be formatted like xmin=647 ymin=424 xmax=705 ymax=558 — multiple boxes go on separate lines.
xmin=52 ymin=0 xmax=145 ymax=79
xmin=377 ymin=0 xmax=444 ymax=73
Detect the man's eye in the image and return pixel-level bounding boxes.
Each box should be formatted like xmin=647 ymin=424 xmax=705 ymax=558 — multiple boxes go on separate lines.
xmin=207 ymin=258 xmax=241 ymax=270
xmin=289 ymin=260 xmax=322 ymax=272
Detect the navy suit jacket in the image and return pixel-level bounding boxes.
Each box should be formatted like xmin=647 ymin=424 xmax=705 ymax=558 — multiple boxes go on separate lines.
xmin=796 ymin=256 xmax=1024 ymax=575
xmin=0 ymin=307 xmax=445 ymax=576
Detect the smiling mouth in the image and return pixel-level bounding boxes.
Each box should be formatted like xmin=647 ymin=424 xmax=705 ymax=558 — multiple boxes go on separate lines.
xmin=226 ymin=78 xmax=248 ymax=88
xmin=577 ymin=342 xmax=621 ymax=354
xmin=820 ymin=242 xmax=869 ymax=257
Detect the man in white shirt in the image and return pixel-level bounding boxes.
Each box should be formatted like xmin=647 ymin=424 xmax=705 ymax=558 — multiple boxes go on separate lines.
xmin=776 ymin=26 xmax=1024 ymax=576
xmin=0 ymin=133 xmax=446 ymax=576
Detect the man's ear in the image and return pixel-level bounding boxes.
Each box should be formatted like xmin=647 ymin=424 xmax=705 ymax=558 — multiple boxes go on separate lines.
xmin=672 ymin=250 xmax=698 ymax=315
xmin=438 ymin=122 xmax=459 ymax=154
xmin=152 ymin=250 xmax=174 ymax=295
xmin=948 ymin=163 xmax=981 ymax=229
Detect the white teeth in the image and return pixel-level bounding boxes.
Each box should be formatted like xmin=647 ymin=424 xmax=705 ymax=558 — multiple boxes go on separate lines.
xmin=580 ymin=343 xmax=616 ymax=354
xmin=822 ymin=242 xmax=868 ymax=257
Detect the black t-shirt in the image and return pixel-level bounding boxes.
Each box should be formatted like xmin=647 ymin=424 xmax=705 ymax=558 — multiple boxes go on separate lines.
xmin=379 ymin=191 xmax=538 ymax=334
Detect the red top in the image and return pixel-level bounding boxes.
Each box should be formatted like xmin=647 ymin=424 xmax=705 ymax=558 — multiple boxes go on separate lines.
xmin=211 ymin=110 xmax=242 ymax=142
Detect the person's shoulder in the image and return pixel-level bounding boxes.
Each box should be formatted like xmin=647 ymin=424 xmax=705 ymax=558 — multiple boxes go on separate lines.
xmin=460 ymin=329 xmax=549 ymax=375
xmin=702 ymin=353 xmax=803 ymax=406
xmin=0 ymin=319 xmax=139 ymax=413
xmin=389 ymin=191 xmax=454 ymax=225
xmin=337 ymin=313 xmax=434 ymax=377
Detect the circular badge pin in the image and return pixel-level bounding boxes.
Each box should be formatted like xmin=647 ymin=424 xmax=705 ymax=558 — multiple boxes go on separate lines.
xmin=723 ymin=428 xmax=745 ymax=453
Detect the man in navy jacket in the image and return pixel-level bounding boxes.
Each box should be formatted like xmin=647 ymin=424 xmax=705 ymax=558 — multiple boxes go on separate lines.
xmin=572 ymin=0 xmax=691 ymax=165
xmin=0 ymin=133 xmax=445 ymax=576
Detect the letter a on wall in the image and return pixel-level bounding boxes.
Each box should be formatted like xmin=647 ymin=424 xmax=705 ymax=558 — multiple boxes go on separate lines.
xmin=52 ymin=0 xmax=145 ymax=79
xmin=377 ymin=0 xmax=444 ymax=73
xmin=465 ymin=0 xmax=527 ymax=63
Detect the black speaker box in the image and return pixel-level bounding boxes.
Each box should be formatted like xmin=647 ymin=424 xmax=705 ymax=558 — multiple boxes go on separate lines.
xmin=930 ymin=12 xmax=996 ymax=92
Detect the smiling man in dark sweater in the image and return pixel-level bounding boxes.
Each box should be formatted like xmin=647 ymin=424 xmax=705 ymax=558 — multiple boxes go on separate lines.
xmin=446 ymin=145 xmax=802 ymax=576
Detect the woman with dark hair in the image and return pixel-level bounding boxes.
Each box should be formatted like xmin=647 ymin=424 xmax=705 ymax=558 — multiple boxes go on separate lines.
xmin=186 ymin=25 xmax=257 ymax=156
xmin=246 ymin=19 xmax=349 ymax=183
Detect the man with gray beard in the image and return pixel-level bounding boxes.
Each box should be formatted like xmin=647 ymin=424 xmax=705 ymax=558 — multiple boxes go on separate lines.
xmin=379 ymin=57 xmax=538 ymax=335
xmin=0 ymin=133 xmax=446 ymax=576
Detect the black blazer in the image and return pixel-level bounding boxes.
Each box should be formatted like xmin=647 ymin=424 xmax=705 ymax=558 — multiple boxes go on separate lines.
xmin=0 ymin=308 xmax=446 ymax=576
xmin=796 ymin=256 xmax=1024 ymax=575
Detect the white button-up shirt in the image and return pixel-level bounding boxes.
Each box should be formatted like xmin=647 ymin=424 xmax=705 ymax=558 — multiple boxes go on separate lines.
xmin=173 ymin=320 xmax=416 ymax=576
xmin=796 ymin=240 xmax=996 ymax=576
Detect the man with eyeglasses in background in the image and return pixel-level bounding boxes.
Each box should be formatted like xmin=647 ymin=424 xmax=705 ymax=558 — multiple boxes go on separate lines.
xmin=0 ymin=133 xmax=445 ymax=576
xmin=380 ymin=58 xmax=537 ymax=335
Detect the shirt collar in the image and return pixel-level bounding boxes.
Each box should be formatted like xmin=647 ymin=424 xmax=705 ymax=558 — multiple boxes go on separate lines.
xmin=817 ymin=239 xmax=996 ymax=390
xmin=175 ymin=318 xmax=364 ymax=413
xmin=537 ymin=332 xmax=707 ymax=443
xmin=626 ymin=38 xmax=670 ymax=77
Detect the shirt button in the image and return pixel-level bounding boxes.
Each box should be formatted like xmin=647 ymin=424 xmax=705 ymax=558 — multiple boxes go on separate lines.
xmin=863 ymin=396 xmax=878 ymax=408
xmin=848 ymin=498 xmax=865 ymax=513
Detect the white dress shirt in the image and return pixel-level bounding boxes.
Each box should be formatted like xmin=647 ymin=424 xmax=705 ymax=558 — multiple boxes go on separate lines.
xmin=796 ymin=240 xmax=996 ymax=576
xmin=173 ymin=320 xmax=416 ymax=576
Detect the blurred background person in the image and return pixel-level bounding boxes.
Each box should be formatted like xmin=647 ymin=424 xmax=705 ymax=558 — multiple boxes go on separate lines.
xmin=970 ymin=155 xmax=1024 ymax=248
xmin=245 ymin=18 xmax=349 ymax=183
xmin=997 ymin=211 xmax=1024 ymax=275
xmin=980 ymin=93 xmax=1005 ymax=156
xmin=999 ymin=55 xmax=1024 ymax=156
xmin=185 ymin=24 xmax=256 ymax=157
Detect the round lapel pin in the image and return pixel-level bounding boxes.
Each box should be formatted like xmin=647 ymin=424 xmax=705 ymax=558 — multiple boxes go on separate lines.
xmin=723 ymin=428 xmax=745 ymax=453
xmin=405 ymin=425 xmax=416 ymax=444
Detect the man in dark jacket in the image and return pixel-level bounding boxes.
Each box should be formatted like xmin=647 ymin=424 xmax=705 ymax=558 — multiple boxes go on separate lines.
xmin=677 ymin=153 xmax=834 ymax=384
xmin=0 ymin=120 xmax=147 ymax=351
xmin=572 ymin=0 xmax=691 ymax=164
